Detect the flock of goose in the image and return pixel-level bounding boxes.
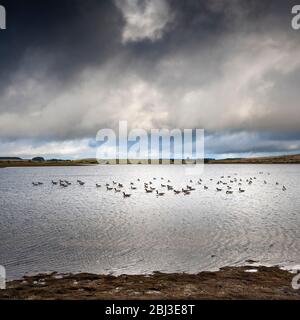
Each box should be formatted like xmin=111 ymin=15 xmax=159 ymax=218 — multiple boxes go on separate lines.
xmin=31 ymin=172 xmax=287 ymax=198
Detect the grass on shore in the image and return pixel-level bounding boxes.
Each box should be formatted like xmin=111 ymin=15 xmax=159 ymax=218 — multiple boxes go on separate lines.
xmin=0 ymin=266 xmax=299 ymax=300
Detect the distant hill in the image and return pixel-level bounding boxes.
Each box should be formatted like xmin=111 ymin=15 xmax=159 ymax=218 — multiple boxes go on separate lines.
xmin=32 ymin=157 xmax=45 ymax=162
xmin=0 ymin=157 xmax=23 ymax=161
xmin=208 ymin=154 xmax=300 ymax=164
xmin=1 ymin=154 xmax=300 ymax=167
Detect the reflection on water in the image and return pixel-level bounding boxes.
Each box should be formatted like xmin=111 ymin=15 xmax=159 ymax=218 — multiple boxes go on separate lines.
xmin=0 ymin=164 xmax=300 ymax=280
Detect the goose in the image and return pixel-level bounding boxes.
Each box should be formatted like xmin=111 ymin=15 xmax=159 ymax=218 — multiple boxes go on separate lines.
xmin=182 ymin=188 xmax=190 ymax=194
xmin=282 ymin=186 xmax=287 ymax=191
xmin=216 ymin=188 xmax=222 ymax=192
xmin=131 ymin=186 xmax=137 ymax=190
xmin=204 ymin=186 xmax=208 ymax=190
xmin=118 ymin=183 xmax=123 ymax=188
xmin=113 ymin=181 xmax=117 ymax=185
xmin=52 ymin=181 xmax=58 ymax=185
xmin=239 ymin=188 xmax=245 ymax=193
xmin=150 ymin=187 xmax=156 ymax=191
xmin=59 ymin=180 xmax=67 ymax=187
xmin=156 ymin=190 xmax=165 ymax=196
xmin=130 ymin=182 xmax=134 ymax=185
xmin=174 ymin=190 xmax=181 ymax=194
xmin=276 ymin=182 xmax=279 ymax=185
xmin=264 ymin=181 xmax=267 ymax=184
xmin=123 ymin=192 xmax=131 ymax=198
xmin=78 ymin=181 xmax=85 ymax=186
xmin=105 ymin=183 xmax=110 ymax=187
xmin=96 ymin=184 xmax=101 ymax=188
xmin=186 ymin=185 xmax=195 ymax=191
xmin=145 ymin=189 xmax=153 ymax=193
xmin=114 ymin=188 xmax=121 ymax=193
xmin=106 ymin=186 xmax=113 ymax=191
xmin=226 ymin=190 xmax=233 ymax=194
xmin=137 ymin=179 xmax=140 ymax=182
xmin=38 ymin=182 xmax=43 ymax=185
xmin=32 ymin=182 xmax=39 ymax=186
xmin=153 ymin=178 xmax=156 ymax=180
xmin=168 ymin=180 xmax=171 ymax=183
xmin=161 ymin=184 xmax=166 ymax=188
xmin=167 ymin=185 xmax=173 ymax=190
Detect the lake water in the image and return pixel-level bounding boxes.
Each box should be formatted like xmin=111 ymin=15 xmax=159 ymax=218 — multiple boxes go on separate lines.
xmin=0 ymin=164 xmax=300 ymax=280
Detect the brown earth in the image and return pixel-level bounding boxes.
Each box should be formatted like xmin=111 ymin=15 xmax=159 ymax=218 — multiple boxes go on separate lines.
xmin=1 ymin=266 xmax=299 ymax=300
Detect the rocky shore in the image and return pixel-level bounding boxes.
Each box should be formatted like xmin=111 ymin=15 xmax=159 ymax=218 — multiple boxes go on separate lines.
xmin=1 ymin=266 xmax=299 ymax=300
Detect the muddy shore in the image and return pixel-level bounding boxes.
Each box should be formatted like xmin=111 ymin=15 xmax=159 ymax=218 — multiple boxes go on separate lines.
xmin=1 ymin=266 xmax=299 ymax=300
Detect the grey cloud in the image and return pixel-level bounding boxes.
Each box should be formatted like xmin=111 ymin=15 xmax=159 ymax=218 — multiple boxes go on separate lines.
xmin=115 ymin=0 xmax=174 ymax=43
xmin=205 ymin=131 xmax=300 ymax=155
xmin=0 ymin=0 xmax=300 ymax=157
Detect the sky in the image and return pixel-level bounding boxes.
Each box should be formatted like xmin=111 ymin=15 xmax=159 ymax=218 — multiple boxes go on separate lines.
xmin=0 ymin=0 xmax=300 ymax=159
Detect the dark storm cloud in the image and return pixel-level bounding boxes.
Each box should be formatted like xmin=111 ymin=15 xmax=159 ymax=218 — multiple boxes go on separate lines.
xmin=0 ymin=0 xmax=300 ymax=157
xmin=0 ymin=0 xmax=123 ymax=91
xmin=205 ymin=131 xmax=300 ymax=155
xmin=0 ymin=0 xmax=294 ymax=86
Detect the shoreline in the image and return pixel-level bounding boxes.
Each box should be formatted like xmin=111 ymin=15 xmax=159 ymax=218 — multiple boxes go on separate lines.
xmin=1 ymin=266 xmax=299 ymax=300
xmin=1 ymin=154 xmax=300 ymax=168
xmin=1 ymin=162 xmax=300 ymax=168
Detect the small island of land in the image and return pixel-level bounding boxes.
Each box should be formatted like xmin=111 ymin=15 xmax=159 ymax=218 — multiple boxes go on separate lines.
xmin=1 ymin=266 xmax=299 ymax=300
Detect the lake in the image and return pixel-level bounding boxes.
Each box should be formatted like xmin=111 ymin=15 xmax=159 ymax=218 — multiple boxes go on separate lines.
xmin=0 ymin=164 xmax=299 ymax=280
